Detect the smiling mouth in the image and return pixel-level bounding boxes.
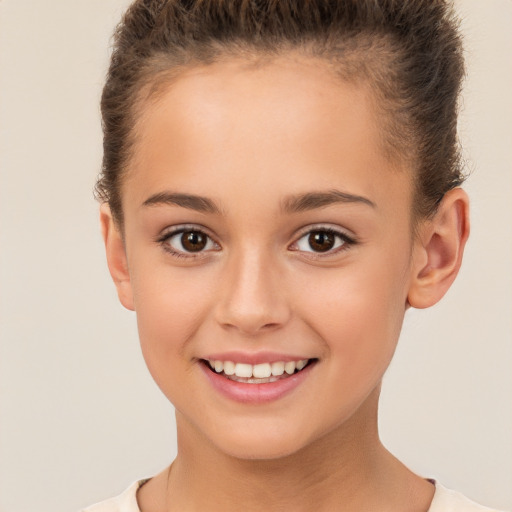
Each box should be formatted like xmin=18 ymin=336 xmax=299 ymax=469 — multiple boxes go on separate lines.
xmin=202 ymin=358 xmax=317 ymax=384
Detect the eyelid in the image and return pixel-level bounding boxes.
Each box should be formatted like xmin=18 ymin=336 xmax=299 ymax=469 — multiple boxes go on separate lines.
xmin=157 ymin=223 xmax=215 ymax=239
xmin=292 ymin=223 xmax=356 ymax=242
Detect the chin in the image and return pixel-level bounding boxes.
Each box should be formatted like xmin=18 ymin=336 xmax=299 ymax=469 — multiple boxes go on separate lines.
xmin=221 ymin=439 xmax=304 ymax=461
xmin=206 ymin=422 xmax=318 ymax=462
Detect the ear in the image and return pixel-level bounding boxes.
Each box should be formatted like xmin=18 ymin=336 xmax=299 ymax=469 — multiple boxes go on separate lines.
xmin=408 ymin=188 xmax=470 ymax=309
xmin=100 ymin=204 xmax=135 ymax=311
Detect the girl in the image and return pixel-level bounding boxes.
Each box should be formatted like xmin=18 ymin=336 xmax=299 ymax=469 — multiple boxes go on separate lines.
xmin=84 ymin=1 xmax=505 ymax=511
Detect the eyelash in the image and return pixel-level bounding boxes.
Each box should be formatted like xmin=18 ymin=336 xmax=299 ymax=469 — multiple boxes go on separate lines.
xmin=290 ymin=227 xmax=356 ymax=257
xmin=157 ymin=225 xmax=356 ymax=259
xmin=157 ymin=225 xmax=219 ymax=259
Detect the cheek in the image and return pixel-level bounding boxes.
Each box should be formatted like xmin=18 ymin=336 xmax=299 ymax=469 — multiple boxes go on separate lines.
xmin=130 ymin=264 xmax=215 ymax=383
xmin=294 ymin=249 xmax=410 ymax=376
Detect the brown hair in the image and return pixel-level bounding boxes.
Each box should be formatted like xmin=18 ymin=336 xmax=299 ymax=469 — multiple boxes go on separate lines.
xmin=97 ymin=0 xmax=465 ymax=225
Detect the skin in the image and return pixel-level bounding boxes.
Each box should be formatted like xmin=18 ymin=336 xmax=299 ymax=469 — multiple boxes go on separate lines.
xmin=101 ymin=56 xmax=469 ymax=511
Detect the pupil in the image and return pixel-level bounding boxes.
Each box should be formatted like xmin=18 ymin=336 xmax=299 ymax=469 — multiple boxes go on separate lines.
xmin=182 ymin=231 xmax=207 ymax=252
xmin=308 ymin=231 xmax=335 ymax=252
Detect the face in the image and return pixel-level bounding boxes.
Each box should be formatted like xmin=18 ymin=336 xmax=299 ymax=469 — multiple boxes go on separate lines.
xmin=112 ymin=57 xmax=418 ymax=459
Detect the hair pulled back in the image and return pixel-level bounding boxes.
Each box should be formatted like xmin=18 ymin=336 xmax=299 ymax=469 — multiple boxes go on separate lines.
xmin=97 ymin=0 xmax=465 ymax=225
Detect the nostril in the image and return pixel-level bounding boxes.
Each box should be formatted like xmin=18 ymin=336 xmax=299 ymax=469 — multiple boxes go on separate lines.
xmin=213 ymin=264 xmax=291 ymax=334
xmin=219 ymin=318 xmax=284 ymax=336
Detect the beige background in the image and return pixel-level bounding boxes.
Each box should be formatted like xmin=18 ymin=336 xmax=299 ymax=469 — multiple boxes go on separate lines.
xmin=0 ymin=1 xmax=511 ymax=511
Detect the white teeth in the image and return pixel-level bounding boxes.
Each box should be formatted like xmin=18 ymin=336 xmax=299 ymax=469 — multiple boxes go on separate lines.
xmin=234 ymin=363 xmax=253 ymax=378
xmin=252 ymin=363 xmax=272 ymax=379
xmin=271 ymin=361 xmax=285 ymax=376
xmin=296 ymin=359 xmax=308 ymax=371
xmin=284 ymin=361 xmax=296 ymax=375
xmin=207 ymin=358 xmax=311 ymax=379
xmin=223 ymin=360 xmax=235 ymax=375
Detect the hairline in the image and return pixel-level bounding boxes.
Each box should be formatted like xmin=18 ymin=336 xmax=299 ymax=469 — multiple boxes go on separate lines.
xmin=112 ymin=42 xmax=422 ymax=230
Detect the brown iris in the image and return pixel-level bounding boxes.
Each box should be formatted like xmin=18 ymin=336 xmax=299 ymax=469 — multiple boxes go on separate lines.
xmin=308 ymin=231 xmax=335 ymax=252
xmin=181 ymin=231 xmax=208 ymax=252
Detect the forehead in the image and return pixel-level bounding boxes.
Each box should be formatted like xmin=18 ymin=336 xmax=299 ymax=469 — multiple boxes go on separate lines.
xmin=134 ymin=56 xmax=378 ymax=157
xmin=125 ymin=56 xmax=411 ymax=214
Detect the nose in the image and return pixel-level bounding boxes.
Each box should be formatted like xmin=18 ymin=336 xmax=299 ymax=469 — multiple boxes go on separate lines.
xmin=214 ymin=248 xmax=291 ymax=336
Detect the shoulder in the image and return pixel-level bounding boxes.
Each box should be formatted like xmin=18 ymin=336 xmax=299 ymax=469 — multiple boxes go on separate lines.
xmin=429 ymin=482 xmax=508 ymax=512
xmin=80 ymin=479 xmax=509 ymax=512
xmin=81 ymin=480 xmax=148 ymax=512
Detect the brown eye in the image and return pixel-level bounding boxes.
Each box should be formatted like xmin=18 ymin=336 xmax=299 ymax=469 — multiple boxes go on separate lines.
xmin=163 ymin=228 xmax=217 ymax=255
xmin=181 ymin=231 xmax=207 ymax=252
xmin=293 ymin=228 xmax=351 ymax=255
xmin=308 ymin=231 xmax=335 ymax=252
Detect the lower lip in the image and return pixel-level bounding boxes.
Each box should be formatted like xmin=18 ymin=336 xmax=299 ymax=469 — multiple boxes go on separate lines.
xmin=200 ymin=361 xmax=315 ymax=404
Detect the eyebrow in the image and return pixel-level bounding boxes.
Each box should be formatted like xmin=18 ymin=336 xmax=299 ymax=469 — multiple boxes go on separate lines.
xmin=142 ymin=192 xmax=221 ymax=214
xmin=141 ymin=189 xmax=375 ymax=215
xmin=281 ymin=190 xmax=376 ymax=213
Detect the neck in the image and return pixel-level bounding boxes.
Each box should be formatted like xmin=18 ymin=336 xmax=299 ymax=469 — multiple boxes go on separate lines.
xmin=152 ymin=386 xmax=433 ymax=512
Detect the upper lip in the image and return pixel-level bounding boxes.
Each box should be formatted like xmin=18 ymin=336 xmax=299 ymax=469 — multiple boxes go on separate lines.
xmin=201 ymin=351 xmax=313 ymax=365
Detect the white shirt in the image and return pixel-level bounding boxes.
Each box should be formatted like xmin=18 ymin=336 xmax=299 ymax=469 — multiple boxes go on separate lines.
xmin=82 ymin=479 xmax=506 ymax=512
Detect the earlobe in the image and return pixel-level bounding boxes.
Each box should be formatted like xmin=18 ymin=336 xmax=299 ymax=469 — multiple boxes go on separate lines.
xmin=407 ymin=188 xmax=470 ymax=309
xmin=100 ymin=204 xmax=135 ymax=311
